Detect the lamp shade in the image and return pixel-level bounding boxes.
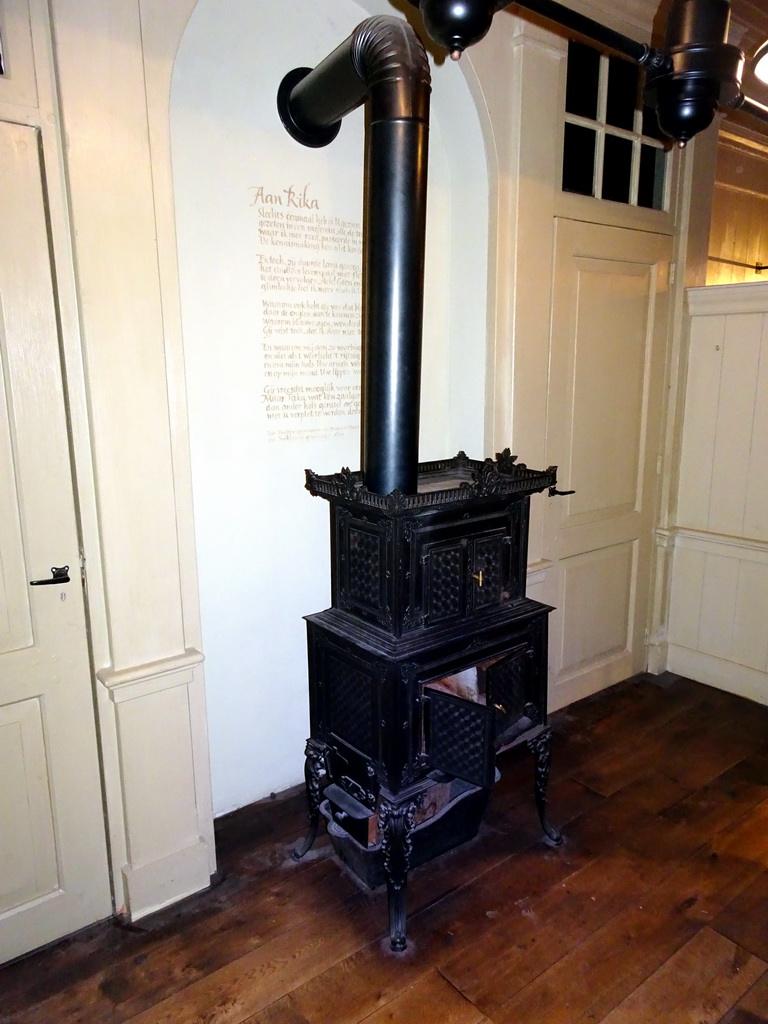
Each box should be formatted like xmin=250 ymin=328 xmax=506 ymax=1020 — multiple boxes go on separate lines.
xmin=755 ymin=41 xmax=768 ymax=85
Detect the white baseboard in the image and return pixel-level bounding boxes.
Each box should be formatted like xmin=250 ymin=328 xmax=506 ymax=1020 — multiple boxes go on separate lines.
xmin=667 ymin=644 xmax=768 ymax=707
xmin=122 ymin=839 xmax=211 ymax=920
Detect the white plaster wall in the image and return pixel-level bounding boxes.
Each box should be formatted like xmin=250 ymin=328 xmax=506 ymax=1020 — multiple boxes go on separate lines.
xmin=171 ymin=0 xmax=490 ymax=814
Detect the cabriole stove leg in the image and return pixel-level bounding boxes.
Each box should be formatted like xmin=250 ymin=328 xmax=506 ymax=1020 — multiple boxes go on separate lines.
xmin=527 ymin=728 xmax=563 ymax=846
xmin=293 ymin=737 xmax=327 ymax=860
xmin=379 ymin=798 xmax=418 ymax=951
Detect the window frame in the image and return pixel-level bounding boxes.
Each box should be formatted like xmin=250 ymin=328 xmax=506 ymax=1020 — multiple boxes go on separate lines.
xmin=562 ymin=44 xmax=671 ymax=212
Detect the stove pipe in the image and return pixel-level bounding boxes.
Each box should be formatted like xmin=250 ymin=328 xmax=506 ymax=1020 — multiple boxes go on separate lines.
xmin=278 ymin=17 xmax=431 ymax=496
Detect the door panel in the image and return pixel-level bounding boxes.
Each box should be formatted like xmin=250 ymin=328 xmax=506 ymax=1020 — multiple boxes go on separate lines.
xmin=566 ymin=260 xmax=648 ymax=521
xmin=560 ymin=541 xmax=635 ymax=669
xmin=0 ymin=355 xmax=33 ymax=654
xmin=546 ymin=219 xmax=670 ymax=710
xmin=0 ymin=122 xmax=111 ymax=963
xmin=0 ymin=699 xmax=60 ymax=913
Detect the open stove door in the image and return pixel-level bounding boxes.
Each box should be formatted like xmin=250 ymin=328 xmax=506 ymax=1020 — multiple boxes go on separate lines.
xmin=422 ymin=688 xmax=496 ymax=789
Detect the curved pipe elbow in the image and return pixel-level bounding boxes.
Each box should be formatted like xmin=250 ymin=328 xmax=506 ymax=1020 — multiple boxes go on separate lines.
xmin=351 ymin=16 xmax=431 ymax=122
xmin=278 ymin=16 xmax=431 ymax=147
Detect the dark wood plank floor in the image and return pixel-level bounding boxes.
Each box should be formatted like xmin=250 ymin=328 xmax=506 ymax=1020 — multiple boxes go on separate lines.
xmin=3 ymin=673 xmax=768 ymax=1024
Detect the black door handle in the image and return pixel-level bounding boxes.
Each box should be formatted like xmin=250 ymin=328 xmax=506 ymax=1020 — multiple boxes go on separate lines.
xmin=30 ymin=566 xmax=70 ymax=586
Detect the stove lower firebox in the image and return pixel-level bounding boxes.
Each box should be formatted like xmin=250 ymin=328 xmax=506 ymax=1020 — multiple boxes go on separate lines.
xmin=294 ymin=450 xmax=563 ymax=950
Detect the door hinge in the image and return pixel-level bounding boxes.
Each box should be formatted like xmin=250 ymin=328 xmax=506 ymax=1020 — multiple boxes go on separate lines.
xmin=669 ymin=262 xmax=676 ymax=286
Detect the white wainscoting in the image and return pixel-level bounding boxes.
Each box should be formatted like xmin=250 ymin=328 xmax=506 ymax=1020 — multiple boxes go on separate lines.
xmin=667 ymin=283 xmax=768 ymax=705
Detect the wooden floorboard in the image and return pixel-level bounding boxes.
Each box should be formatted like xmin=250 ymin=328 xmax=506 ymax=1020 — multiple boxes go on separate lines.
xmin=596 ymin=928 xmax=766 ymax=1024
xmin=3 ymin=673 xmax=768 ymax=1024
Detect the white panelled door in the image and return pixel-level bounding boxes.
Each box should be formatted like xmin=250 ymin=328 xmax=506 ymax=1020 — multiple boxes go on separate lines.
xmin=0 ymin=122 xmax=111 ymax=963
xmin=545 ymin=218 xmax=671 ymax=711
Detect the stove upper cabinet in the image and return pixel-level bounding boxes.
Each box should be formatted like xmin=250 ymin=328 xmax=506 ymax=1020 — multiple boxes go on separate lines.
xmin=331 ymin=495 xmax=531 ymax=636
xmin=410 ymin=502 xmax=528 ymax=630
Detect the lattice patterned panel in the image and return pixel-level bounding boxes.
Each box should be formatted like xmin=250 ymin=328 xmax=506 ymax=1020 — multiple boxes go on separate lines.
xmin=486 ymin=647 xmax=534 ymax=721
xmin=326 ymin=653 xmax=375 ymax=757
xmin=427 ymin=545 xmax=463 ymax=622
xmin=426 ymin=692 xmax=492 ymax=788
xmin=472 ymin=535 xmax=503 ymax=609
xmin=346 ymin=527 xmax=382 ymax=610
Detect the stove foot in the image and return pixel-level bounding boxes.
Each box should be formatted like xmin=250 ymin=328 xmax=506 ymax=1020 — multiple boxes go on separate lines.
xmin=293 ymin=737 xmax=327 ymax=860
xmin=527 ymin=728 xmax=563 ymax=846
xmin=387 ymin=880 xmax=408 ymax=952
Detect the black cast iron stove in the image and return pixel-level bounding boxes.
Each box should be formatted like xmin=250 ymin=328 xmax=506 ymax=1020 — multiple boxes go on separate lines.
xmin=298 ymin=451 xmax=562 ymax=950
xmin=278 ymin=16 xmax=563 ymax=951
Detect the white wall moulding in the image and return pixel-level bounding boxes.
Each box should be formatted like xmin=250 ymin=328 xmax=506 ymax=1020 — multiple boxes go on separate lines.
xmin=98 ymin=648 xmax=204 ymax=703
xmin=120 ymin=841 xmax=212 ymax=922
xmin=667 ymin=645 xmax=768 ymax=706
xmin=647 ymin=527 xmax=674 ymax=674
xmin=97 ymin=651 xmax=213 ymax=919
xmin=687 ymin=280 xmax=768 ymax=315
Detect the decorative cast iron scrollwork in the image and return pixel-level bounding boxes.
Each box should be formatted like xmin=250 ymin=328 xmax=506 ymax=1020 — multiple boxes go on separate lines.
xmin=293 ymin=737 xmax=328 ymax=860
xmin=526 ymin=730 xmax=563 ymax=847
xmin=305 ymin=452 xmax=557 ymax=510
xmin=379 ymin=797 xmax=419 ymax=951
xmin=494 ymin=447 xmax=518 ymax=472
xmin=466 ymin=457 xmax=510 ymax=497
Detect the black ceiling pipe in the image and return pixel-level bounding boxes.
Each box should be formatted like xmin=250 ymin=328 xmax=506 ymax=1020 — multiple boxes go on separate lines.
xmin=407 ymin=0 xmax=664 ymax=63
xmin=408 ymin=0 xmax=768 ymax=141
xmin=278 ymin=17 xmax=431 ymax=496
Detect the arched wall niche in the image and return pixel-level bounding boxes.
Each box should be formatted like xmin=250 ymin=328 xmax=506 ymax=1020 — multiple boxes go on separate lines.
xmin=168 ymin=0 xmax=494 ymax=813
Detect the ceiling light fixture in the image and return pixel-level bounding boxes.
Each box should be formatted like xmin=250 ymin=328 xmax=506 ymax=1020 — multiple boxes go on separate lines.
xmin=754 ymin=41 xmax=768 ymax=85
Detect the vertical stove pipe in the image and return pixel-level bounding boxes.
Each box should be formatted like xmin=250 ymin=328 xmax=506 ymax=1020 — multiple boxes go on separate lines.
xmin=278 ymin=17 xmax=431 ymax=496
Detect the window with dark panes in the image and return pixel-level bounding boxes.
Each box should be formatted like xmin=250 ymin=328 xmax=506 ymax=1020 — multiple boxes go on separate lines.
xmin=562 ymin=40 xmax=670 ymax=210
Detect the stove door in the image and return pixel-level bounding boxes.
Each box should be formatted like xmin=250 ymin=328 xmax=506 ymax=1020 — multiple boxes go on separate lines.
xmin=422 ymin=688 xmax=495 ymax=789
xmin=411 ymin=506 xmax=526 ymax=632
xmin=484 ymin=642 xmax=545 ymax=739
